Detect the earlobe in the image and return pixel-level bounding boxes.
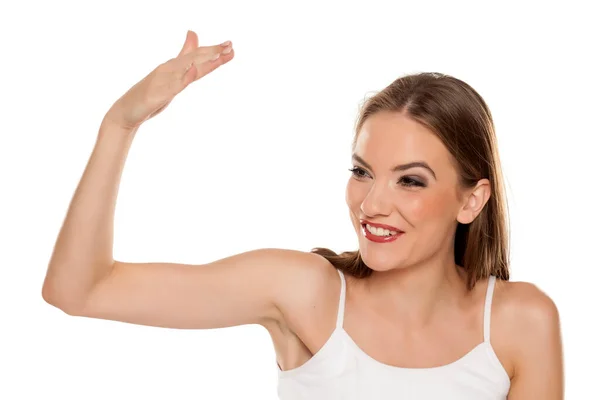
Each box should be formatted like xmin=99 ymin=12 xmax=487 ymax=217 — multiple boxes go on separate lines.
xmin=456 ymin=179 xmax=491 ymax=224
xmin=457 ymin=201 xmax=475 ymax=225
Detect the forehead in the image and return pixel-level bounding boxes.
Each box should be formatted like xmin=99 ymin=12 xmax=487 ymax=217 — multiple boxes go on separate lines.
xmin=355 ymin=111 xmax=451 ymax=170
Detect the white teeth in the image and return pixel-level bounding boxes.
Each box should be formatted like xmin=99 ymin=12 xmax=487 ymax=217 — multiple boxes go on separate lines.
xmin=366 ymin=224 xmax=398 ymax=237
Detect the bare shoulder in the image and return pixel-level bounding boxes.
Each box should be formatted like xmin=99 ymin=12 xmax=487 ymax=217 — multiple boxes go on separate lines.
xmin=271 ymin=249 xmax=341 ymax=320
xmin=494 ymin=279 xmax=560 ymax=332
xmin=261 ymin=250 xmax=344 ymax=370
xmin=492 ymin=279 xmax=563 ymax=395
xmin=212 ymin=247 xmax=339 ymax=325
xmin=259 ymin=249 xmax=343 ymax=362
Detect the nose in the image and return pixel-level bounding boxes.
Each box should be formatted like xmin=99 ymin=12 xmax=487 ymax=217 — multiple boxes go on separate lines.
xmin=360 ymin=179 xmax=393 ymax=218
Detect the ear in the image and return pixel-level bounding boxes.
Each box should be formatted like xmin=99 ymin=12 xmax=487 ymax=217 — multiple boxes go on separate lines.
xmin=456 ymin=179 xmax=491 ymax=224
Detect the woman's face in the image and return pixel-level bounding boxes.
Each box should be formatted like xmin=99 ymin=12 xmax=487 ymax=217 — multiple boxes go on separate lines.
xmin=345 ymin=111 xmax=488 ymax=272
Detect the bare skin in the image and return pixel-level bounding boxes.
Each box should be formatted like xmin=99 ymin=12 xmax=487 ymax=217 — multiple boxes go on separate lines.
xmin=42 ymin=30 xmax=563 ymax=399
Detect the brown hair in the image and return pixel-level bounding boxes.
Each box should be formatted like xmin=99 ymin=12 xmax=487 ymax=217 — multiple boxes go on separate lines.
xmin=311 ymin=72 xmax=510 ymax=290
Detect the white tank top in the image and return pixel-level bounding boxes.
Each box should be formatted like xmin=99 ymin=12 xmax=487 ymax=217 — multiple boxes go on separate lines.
xmin=277 ymin=269 xmax=511 ymax=399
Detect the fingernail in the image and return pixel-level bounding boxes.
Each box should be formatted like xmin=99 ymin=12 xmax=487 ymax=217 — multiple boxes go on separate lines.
xmin=221 ymin=41 xmax=231 ymax=46
xmin=210 ymin=53 xmax=221 ymax=60
xmin=222 ymin=46 xmax=232 ymax=54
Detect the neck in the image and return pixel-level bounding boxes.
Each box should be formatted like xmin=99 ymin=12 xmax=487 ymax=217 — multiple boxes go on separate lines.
xmin=363 ymin=250 xmax=467 ymax=327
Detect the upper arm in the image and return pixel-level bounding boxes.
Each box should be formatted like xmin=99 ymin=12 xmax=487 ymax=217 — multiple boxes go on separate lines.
xmin=505 ymin=282 xmax=564 ymax=399
xmin=74 ymin=248 xmax=327 ymax=330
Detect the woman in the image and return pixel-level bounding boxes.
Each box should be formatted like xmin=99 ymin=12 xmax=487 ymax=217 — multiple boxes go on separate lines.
xmin=42 ymin=30 xmax=563 ymax=399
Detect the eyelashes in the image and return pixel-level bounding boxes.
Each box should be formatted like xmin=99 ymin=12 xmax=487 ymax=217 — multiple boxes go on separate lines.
xmin=348 ymin=167 xmax=370 ymax=179
xmin=348 ymin=167 xmax=426 ymax=188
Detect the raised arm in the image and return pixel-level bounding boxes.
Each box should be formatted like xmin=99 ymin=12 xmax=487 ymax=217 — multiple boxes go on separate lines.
xmin=66 ymin=247 xmax=327 ymax=329
xmin=41 ymin=31 xmax=324 ymax=330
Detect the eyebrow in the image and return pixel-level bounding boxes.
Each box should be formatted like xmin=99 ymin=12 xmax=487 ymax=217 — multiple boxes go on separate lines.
xmin=352 ymin=154 xmax=437 ymax=180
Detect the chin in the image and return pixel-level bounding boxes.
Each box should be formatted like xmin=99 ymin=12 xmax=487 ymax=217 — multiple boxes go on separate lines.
xmin=359 ymin=248 xmax=408 ymax=273
xmin=365 ymin=263 xmax=399 ymax=273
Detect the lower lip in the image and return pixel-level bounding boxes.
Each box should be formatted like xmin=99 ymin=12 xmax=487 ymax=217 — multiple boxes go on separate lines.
xmin=362 ymin=224 xmax=404 ymax=243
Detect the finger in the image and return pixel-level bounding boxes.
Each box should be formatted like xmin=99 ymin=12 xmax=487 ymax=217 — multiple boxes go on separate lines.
xmin=195 ymin=47 xmax=234 ymax=80
xmin=166 ymin=42 xmax=233 ymax=94
xmin=174 ymin=40 xmax=227 ymax=68
xmin=193 ymin=41 xmax=231 ymax=57
xmin=178 ymin=30 xmax=199 ymax=57
xmin=189 ymin=41 xmax=233 ymax=72
xmin=173 ymin=41 xmax=232 ymax=78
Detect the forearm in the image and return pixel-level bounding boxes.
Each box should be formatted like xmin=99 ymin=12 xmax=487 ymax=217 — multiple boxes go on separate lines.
xmin=42 ymin=119 xmax=138 ymax=312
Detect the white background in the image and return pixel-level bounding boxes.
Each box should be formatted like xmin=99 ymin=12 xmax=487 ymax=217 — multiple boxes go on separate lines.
xmin=1 ymin=0 xmax=598 ymax=398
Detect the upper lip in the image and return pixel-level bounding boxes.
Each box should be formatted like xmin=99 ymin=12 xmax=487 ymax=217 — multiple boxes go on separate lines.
xmin=360 ymin=219 xmax=404 ymax=232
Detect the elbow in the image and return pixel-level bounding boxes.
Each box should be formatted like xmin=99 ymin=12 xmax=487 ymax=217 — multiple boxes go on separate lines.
xmin=41 ymin=282 xmax=83 ymax=316
xmin=41 ymin=277 xmax=58 ymax=307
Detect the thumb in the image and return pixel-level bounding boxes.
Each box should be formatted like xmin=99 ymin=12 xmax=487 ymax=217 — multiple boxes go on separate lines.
xmin=178 ymin=30 xmax=199 ymax=57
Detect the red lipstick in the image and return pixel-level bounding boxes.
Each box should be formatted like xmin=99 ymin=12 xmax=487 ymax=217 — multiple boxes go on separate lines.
xmin=360 ymin=220 xmax=404 ymax=243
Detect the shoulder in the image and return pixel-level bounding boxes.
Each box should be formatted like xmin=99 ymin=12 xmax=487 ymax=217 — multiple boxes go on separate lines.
xmin=494 ymin=279 xmax=560 ymax=332
xmin=268 ymin=248 xmax=338 ymax=290
xmin=492 ymin=279 xmax=563 ymax=383
xmin=243 ymin=247 xmax=335 ymax=285
xmin=261 ymin=248 xmax=343 ymax=343
xmin=266 ymin=248 xmax=341 ymax=317
xmin=281 ymin=249 xmax=341 ymax=305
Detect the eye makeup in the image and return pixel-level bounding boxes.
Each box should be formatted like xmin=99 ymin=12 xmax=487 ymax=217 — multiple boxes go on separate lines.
xmin=348 ymin=167 xmax=427 ymax=188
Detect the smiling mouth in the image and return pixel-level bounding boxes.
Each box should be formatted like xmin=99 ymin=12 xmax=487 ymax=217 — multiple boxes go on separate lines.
xmin=360 ymin=223 xmax=404 ymax=242
xmin=361 ymin=223 xmax=403 ymax=235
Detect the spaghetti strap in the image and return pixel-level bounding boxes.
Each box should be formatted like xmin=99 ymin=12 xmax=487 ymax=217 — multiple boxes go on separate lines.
xmin=277 ymin=274 xmax=511 ymax=397
xmin=483 ymin=275 xmax=497 ymax=342
xmin=335 ymin=269 xmax=347 ymax=329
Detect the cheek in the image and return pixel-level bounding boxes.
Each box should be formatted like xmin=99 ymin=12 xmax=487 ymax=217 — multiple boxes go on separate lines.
xmin=345 ymin=179 xmax=362 ymax=209
xmin=401 ymin=190 xmax=450 ymax=223
xmin=345 ymin=179 xmax=366 ymax=229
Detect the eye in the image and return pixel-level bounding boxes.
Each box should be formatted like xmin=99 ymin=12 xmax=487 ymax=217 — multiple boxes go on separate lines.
xmin=348 ymin=166 xmax=369 ymax=179
xmin=398 ymin=176 xmax=426 ymax=187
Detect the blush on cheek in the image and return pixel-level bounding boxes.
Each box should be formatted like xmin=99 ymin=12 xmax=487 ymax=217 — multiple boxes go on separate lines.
xmin=402 ymin=192 xmax=450 ymax=223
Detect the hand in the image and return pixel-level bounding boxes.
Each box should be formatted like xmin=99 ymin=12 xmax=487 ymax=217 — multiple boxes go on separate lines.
xmin=103 ymin=30 xmax=234 ymax=132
